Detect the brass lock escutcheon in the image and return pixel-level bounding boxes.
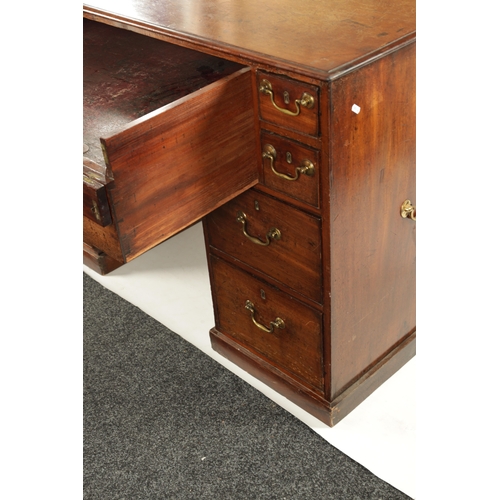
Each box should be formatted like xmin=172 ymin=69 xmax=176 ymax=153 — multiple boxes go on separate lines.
xmin=400 ymin=199 xmax=416 ymax=221
xmin=236 ymin=211 xmax=281 ymax=246
xmin=245 ymin=300 xmax=285 ymax=333
xmin=262 ymin=144 xmax=315 ymax=181
xmin=259 ymin=79 xmax=315 ymax=116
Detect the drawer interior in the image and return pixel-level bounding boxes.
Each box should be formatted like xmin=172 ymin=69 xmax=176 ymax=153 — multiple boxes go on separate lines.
xmin=83 ymin=19 xmax=258 ymax=264
xmin=83 ymin=19 xmax=245 ymax=168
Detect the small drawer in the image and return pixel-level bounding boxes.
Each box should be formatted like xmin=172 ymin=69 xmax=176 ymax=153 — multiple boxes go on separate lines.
xmin=206 ymin=189 xmax=322 ymax=304
xmin=257 ymin=71 xmax=319 ymax=137
xmin=210 ymin=255 xmax=324 ymax=390
xmin=261 ymin=131 xmax=320 ymax=208
xmin=84 ymin=19 xmax=257 ymax=265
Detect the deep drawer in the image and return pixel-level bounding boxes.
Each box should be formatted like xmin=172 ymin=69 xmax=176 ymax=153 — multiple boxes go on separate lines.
xmin=257 ymin=71 xmax=319 ymax=137
xmin=210 ymin=255 xmax=324 ymax=391
xmin=261 ymin=131 xmax=320 ymax=208
xmin=83 ymin=19 xmax=258 ymax=265
xmin=206 ymin=189 xmax=322 ymax=304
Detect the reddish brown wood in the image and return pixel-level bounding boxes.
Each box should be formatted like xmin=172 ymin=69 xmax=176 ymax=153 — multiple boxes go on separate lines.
xmin=206 ymin=189 xmax=322 ymax=304
xmin=83 ymin=159 xmax=112 ymax=227
xmin=210 ymin=327 xmax=416 ymax=427
xmin=260 ymin=131 xmax=320 ymax=209
xmin=83 ymin=242 xmax=124 ymax=275
xmin=102 ymin=66 xmax=258 ymax=261
xmin=257 ymin=72 xmax=319 ymax=137
xmin=210 ymin=327 xmax=332 ymax=423
xmin=84 ymin=19 xmax=258 ymax=265
xmin=83 ymin=2 xmax=416 ymax=426
xmin=329 ymin=42 xmax=416 ymax=398
xmin=83 ymin=19 xmax=245 ymax=168
xmin=210 ymin=255 xmax=324 ymax=391
xmin=329 ymin=331 xmax=416 ymax=422
xmin=83 ymin=0 xmax=416 ymax=79
xmin=205 ymin=35 xmax=415 ymax=423
xmin=83 ymin=216 xmax=123 ymax=264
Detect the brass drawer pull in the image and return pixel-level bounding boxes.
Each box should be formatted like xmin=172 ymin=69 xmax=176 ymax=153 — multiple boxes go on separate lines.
xmin=245 ymin=300 xmax=285 ymax=333
xmin=262 ymin=144 xmax=315 ymax=181
xmin=236 ymin=211 xmax=281 ymax=246
xmin=400 ymin=199 xmax=416 ymax=221
xmin=259 ymin=79 xmax=315 ymax=116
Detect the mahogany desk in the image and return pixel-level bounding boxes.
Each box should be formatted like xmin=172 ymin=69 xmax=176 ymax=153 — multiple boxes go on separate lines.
xmin=83 ymin=0 xmax=416 ymax=426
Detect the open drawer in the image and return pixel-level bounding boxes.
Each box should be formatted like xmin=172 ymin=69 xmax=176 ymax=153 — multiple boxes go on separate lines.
xmin=83 ymin=19 xmax=258 ymax=273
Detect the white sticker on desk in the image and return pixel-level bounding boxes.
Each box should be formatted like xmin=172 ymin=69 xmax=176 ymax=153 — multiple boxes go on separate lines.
xmin=352 ymin=104 xmax=361 ymax=114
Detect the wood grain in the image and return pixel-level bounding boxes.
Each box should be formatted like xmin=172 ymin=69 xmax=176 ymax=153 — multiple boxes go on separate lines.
xmin=260 ymin=131 xmax=320 ymax=209
xmin=84 ymin=19 xmax=245 ymax=169
xmin=210 ymin=327 xmax=415 ymax=427
xmin=83 ymin=4 xmax=416 ymax=425
xmin=83 ymin=158 xmax=112 ymax=227
xmin=83 ymin=0 xmax=416 ymax=79
xmin=206 ymin=189 xmax=322 ymax=304
xmin=257 ymin=72 xmax=319 ymax=137
xmin=83 ymin=241 xmax=124 ymax=275
xmin=83 ymin=216 xmax=123 ymax=263
xmin=329 ymin=42 xmax=416 ymax=397
xmin=210 ymin=256 xmax=324 ymax=391
xmin=100 ymin=66 xmax=258 ymax=262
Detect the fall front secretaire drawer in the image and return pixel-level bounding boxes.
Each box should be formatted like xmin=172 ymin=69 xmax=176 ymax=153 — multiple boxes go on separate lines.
xmin=83 ymin=19 xmax=258 ymax=263
xmin=206 ymin=189 xmax=322 ymax=304
xmin=210 ymin=255 xmax=324 ymax=391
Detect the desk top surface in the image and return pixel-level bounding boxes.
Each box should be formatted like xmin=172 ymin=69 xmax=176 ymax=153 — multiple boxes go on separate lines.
xmin=83 ymin=0 xmax=415 ymax=79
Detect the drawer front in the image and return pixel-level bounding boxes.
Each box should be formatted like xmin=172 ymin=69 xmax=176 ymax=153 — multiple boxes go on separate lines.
xmin=211 ymin=255 xmax=324 ymax=390
xmin=261 ymin=131 xmax=320 ymax=208
xmin=257 ymin=72 xmax=319 ymax=137
xmin=206 ymin=189 xmax=322 ymax=303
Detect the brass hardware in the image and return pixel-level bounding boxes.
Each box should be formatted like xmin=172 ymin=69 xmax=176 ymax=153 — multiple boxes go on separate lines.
xmin=286 ymin=152 xmax=293 ymax=164
xmin=259 ymin=79 xmax=314 ymax=116
xmin=400 ymin=199 xmax=416 ymax=221
xmin=236 ymin=211 xmax=281 ymax=246
xmin=283 ymin=91 xmax=290 ymax=104
xmin=260 ymin=289 xmax=266 ymax=300
xmin=245 ymin=300 xmax=285 ymax=333
xmin=262 ymin=144 xmax=315 ymax=181
xmin=254 ymin=200 xmax=260 ymax=211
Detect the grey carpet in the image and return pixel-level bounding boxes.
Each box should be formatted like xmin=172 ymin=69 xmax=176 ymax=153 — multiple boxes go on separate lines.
xmin=83 ymin=273 xmax=412 ymax=499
